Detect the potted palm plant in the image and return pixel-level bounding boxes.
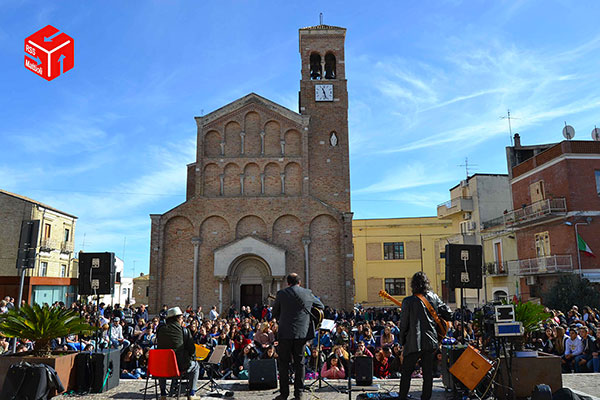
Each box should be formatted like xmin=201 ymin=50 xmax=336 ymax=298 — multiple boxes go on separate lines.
xmin=0 ymin=303 xmax=95 ymax=394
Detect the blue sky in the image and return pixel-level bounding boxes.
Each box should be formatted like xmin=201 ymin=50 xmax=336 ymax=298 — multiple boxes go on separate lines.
xmin=2 ymin=1 xmax=600 ymax=277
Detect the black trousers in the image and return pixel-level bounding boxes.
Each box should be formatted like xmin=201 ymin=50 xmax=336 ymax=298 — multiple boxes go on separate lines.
xmin=277 ymin=338 xmax=306 ymax=396
xmin=400 ymin=350 xmax=435 ymax=400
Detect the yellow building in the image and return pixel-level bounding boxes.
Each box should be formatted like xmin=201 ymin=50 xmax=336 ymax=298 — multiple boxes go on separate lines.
xmin=481 ymin=217 xmax=520 ymax=302
xmin=353 ymin=217 xmax=452 ymax=306
xmin=133 ymin=272 xmax=150 ymax=306
xmin=0 ymin=189 xmax=78 ymax=305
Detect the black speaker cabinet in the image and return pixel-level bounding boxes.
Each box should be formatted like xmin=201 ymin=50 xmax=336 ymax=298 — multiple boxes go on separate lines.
xmin=76 ymin=349 xmax=120 ymax=393
xmin=354 ymin=356 xmax=373 ymax=386
xmin=441 ymin=345 xmax=466 ymax=391
xmin=78 ymin=252 xmax=116 ymax=295
xmin=445 ymin=244 xmax=483 ymax=290
xmin=248 ymin=359 xmax=277 ymax=390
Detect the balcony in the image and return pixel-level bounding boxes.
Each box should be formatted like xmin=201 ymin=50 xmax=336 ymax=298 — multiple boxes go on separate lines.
xmin=503 ymin=198 xmax=566 ymax=228
xmin=437 ymin=196 xmax=474 ymax=218
xmin=506 ymin=254 xmax=573 ymax=276
xmin=61 ymin=241 xmax=74 ymax=253
xmin=447 ymin=233 xmax=477 ymax=245
xmin=39 ymin=239 xmax=59 ymax=251
xmin=485 ymin=261 xmax=509 ymax=276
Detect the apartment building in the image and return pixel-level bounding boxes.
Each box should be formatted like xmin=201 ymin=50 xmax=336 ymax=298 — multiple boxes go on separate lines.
xmin=0 ymin=189 xmax=78 ymax=304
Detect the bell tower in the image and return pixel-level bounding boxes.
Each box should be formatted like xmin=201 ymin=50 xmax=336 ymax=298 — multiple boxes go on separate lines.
xmin=299 ymin=24 xmax=350 ymax=212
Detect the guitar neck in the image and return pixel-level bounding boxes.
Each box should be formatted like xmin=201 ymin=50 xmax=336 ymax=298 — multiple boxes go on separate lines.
xmin=378 ymin=290 xmax=402 ymax=308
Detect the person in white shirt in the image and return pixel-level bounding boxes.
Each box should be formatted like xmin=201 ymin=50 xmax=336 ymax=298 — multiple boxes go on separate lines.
xmin=109 ymin=317 xmax=130 ymax=352
xmin=562 ymin=328 xmax=583 ymax=372
xmin=209 ymin=306 xmax=219 ymax=321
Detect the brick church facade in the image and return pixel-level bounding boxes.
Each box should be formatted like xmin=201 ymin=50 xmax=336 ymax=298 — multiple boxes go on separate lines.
xmin=149 ymin=24 xmax=354 ymax=312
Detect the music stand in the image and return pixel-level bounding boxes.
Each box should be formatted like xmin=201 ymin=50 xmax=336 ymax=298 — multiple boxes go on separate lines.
xmin=197 ymin=345 xmax=229 ymax=394
xmin=306 ymin=319 xmax=345 ymax=394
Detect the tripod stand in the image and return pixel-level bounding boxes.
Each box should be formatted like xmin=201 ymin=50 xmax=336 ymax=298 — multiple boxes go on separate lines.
xmin=197 ymin=345 xmax=231 ymax=395
xmin=305 ymin=329 xmax=345 ymax=394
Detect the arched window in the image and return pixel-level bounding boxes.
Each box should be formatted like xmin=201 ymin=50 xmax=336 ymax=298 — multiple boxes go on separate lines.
xmin=310 ymin=53 xmax=322 ymax=80
xmin=325 ymin=53 xmax=336 ymax=79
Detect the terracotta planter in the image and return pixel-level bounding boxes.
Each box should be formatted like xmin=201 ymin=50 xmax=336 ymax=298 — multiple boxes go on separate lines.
xmin=0 ymin=351 xmax=78 ymax=396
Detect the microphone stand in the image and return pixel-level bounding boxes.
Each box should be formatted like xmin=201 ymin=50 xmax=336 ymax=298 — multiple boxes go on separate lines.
xmin=306 ymin=330 xmax=344 ymax=393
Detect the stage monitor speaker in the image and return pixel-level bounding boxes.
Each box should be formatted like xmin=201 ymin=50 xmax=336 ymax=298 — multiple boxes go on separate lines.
xmin=248 ymin=359 xmax=277 ymax=390
xmin=354 ymin=356 xmax=373 ymax=386
xmin=78 ymin=252 xmax=116 ymax=295
xmin=449 ymin=345 xmax=492 ymax=391
xmin=76 ymin=350 xmax=120 ymax=393
xmin=445 ymin=244 xmax=483 ymax=290
xmin=92 ymin=349 xmax=120 ymax=393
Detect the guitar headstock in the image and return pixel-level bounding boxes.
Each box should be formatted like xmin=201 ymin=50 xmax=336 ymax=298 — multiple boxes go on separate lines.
xmin=378 ymin=290 xmax=391 ymax=300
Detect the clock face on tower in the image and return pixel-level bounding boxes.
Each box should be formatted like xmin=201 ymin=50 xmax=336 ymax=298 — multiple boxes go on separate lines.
xmin=315 ymin=84 xmax=333 ymax=102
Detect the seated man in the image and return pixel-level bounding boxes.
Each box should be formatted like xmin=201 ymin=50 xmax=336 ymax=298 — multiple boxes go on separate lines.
xmin=156 ymin=307 xmax=200 ymax=400
xmin=563 ymin=328 xmax=583 ymax=373
xmin=109 ymin=317 xmax=130 ymax=352
xmin=575 ymin=326 xmax=595 ymax=372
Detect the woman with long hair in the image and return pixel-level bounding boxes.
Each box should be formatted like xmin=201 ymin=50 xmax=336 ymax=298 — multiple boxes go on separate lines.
xmin=553 ymin=326 xmax=566 ymax=356
xmin=320 ymin=354 xmax=345 ymax=379
xmin=380 ymin=325 xmax=395 ymax=348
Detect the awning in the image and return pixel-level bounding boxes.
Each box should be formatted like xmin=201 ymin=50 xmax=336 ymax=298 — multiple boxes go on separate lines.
xmin=582 ymin=273 xmax=600 ymax=283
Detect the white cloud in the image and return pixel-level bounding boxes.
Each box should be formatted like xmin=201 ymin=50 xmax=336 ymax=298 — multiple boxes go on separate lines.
xmin=353 ymin=162 xmax=455 ymax=194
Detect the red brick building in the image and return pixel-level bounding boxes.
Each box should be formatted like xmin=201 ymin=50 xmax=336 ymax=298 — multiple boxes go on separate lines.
xmin=149 ymin=24 xmax=354 ymax=312
xmin=505 ymin=135 xmax=600 ymax=300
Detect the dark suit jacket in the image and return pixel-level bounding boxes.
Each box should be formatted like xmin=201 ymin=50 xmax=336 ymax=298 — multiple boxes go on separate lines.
xmin=398 ymin=291 xmax=452 ymax=355
xmin=273 ymin=285 xmax=324 ymax=340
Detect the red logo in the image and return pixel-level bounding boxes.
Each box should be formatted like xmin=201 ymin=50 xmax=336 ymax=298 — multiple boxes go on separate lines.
xmin=25 ymin=25 xmax=74 ymax=81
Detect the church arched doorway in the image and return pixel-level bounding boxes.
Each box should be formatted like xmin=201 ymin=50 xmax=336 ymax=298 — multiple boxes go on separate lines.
xmin=229 ymin=255 xmax=273 ymax=308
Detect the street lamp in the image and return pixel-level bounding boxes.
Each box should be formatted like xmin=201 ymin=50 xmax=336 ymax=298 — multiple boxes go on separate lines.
xmin=565 ymin=217 xmax=592 ymax=277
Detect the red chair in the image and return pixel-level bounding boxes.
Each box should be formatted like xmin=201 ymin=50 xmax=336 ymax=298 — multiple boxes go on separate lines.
xmin=144 ymin=349 xmax=188 ymax=400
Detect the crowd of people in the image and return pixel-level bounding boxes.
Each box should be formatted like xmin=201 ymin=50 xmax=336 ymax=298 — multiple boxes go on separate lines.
xmin=1 ymin=294 xmax=600 ymax=383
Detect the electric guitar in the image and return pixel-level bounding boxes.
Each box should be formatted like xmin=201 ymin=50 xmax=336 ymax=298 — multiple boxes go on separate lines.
xmin=378 ymin=289 xmax=402 ymax=308
xmin=379 ymin=290 xmax=449 ymax=342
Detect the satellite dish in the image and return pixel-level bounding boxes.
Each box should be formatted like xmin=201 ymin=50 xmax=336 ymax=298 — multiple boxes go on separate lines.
xmin=592 ymin=127 xmax=600 ymax=141
xmin=563 ymin=125 xmax=575 ymax=140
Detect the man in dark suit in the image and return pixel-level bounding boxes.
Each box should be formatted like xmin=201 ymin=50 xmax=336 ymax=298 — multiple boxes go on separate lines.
xmin=398 ymin=271 xmax=452 ymax=400
xmin=273 ymin=273 xmax=324 ymax=400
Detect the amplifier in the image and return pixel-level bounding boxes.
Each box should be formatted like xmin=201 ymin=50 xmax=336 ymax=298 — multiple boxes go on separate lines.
xmin=449 ymin=345 xmax=492 ymax=390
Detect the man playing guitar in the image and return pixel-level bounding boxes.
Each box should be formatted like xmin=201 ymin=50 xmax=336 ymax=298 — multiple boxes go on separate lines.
xmin=398 ymin=271 xmax=452 ymax=400
xmin=272 ymin=273 xmax=324 ymax=400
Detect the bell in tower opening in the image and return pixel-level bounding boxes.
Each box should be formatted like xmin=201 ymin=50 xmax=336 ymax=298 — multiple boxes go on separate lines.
xmin=310 ymin=52 xmax=322 ymax=80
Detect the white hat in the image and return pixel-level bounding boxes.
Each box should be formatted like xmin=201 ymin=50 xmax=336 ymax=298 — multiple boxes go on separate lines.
xmin=166 ymin=307 xmax=183 ymax=319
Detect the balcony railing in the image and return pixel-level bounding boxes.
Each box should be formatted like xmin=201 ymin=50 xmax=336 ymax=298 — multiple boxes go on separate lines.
xmin=486 ymin=261 xmax=509 ymax=276
xmin=437 ymin=196 xmax=474 ymax=218
xmin=506 ymin=254 xmax=573 ymax=276
xmin=39 ymin=239 xmax=59 ymax=251
xmin=503 ymin=198 xmax=567 ymax=228
xmin=447 ymin=233 xmax=477 ymax=245
xmin=61 ymin=241 xmax=74 ymax=253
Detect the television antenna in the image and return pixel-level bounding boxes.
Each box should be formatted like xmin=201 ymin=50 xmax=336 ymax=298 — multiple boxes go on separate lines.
xmin=458 ymin=157 xmax=478 ymax=179
xmin=592 ymin=126 xmax=600 ymax=141
xmin=499 ymin=109 xmax=520 ymax=146
xmin=562 ymin=122 xmax=575 ymax=140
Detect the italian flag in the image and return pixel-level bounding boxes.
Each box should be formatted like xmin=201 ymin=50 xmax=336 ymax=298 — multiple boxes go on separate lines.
xmin=578 ymin=234 xmax=595 ymax=257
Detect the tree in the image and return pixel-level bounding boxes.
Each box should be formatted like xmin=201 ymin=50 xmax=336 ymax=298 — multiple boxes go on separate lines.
xmin=542 ymin=274 xmax=600 ymax=312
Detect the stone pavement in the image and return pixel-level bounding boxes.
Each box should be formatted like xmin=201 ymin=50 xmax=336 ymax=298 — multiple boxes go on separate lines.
xmin=58 ymin=375 xmax=599 ymax=399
